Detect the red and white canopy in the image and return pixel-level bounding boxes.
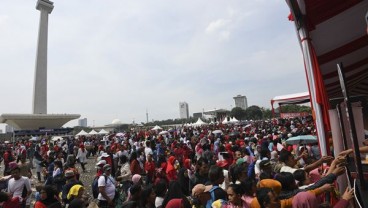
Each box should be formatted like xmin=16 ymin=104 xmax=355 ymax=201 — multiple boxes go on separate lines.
xmin=286 ymin=0 xmax=368 ymax=156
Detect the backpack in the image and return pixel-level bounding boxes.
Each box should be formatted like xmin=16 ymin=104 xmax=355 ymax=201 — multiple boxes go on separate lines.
xmin=205 ymin=186 xmax=220 ymax=208
xmin=92 ymin=175 xmax=107 ymax=199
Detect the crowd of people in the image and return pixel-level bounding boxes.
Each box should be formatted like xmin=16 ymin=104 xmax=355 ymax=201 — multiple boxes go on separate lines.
xmin=0 ymin=116 xmax=364 ymax=208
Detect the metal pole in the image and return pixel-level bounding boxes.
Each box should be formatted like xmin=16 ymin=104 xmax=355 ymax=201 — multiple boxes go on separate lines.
xmin=337 ymin=63 xmax=366 ymax=190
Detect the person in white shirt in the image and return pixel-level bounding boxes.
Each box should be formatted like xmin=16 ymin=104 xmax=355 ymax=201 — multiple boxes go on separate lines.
xmin=76 ymin=145 xmax=88 ymax=172
xmin=98 ymin=164 xmax=116 ymax=207
xmin=144 ymin=141 xmax=153 ymax=160
xmin=7 ymin=162 xmax=32 ymax=207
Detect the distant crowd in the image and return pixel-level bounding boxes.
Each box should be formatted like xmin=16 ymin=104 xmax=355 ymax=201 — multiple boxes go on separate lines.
xmin=0 ymin=116 xmax=361 ymax=208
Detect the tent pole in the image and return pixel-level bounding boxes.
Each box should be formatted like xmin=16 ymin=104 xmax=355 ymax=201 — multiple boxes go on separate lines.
xmin=298 ymin=28 xmax=327 ymax=156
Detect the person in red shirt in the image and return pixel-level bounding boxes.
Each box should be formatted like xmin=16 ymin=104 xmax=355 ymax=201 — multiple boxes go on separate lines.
xmin=3 ymin=148 xmax=14 ymax=176
xmin=0 ymin=192 xmax=20 ymax=208
xmin=130 ymin=151 xmax=142 ymax=175
xmin=144 ymin=153 xmax=156 ymax=184
xmin=166 ymin=156 xmax=179 ymax=182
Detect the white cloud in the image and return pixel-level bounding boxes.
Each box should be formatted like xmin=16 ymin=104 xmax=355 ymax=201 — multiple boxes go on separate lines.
xmin=206 ymin=19 xmax=230 ymax=34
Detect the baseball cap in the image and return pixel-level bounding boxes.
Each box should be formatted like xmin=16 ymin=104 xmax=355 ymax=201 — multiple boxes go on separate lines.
xmin=103 ymin=164 xmax=111 ymax=171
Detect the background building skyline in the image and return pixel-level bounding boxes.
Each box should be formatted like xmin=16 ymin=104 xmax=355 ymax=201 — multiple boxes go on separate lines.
xmin=78 ymin=118 xmax=87 ymax=127
xmin=179 ymin=102 xmax=189 ymax=119
xmin=233 ymin=95 xmax=248 ymax=110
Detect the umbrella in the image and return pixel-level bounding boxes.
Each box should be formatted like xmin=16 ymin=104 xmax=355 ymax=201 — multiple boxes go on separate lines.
xmin=159 ymin=131 xmax=169 ymax=135
xmin=30 ymin=137 xmax=40 ymax=141
xmin=212 ymin=130 xmax=223 ymax=134
xmin=285 ymin=135 xmax=317 ymax=145
xmin=229 ymin=131 xmax=240 ymax=137
xmin=116 ymin=132 xmax=125 ymax=137
xmin=244 ymin=124 xmax=252 ymax=128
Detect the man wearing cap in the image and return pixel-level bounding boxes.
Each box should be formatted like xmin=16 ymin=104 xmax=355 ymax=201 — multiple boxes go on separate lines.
xmin=98 ymin=164 xmax=116 ymax=208
xmin=7 ymin=162 xmax=32 ymax=208
xmin=191 ymin=184 xmax=212 ymax=207
xmin=61 ymin=169 xmax=83 ymax=206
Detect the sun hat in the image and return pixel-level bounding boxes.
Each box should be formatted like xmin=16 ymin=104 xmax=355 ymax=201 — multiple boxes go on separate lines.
xmin=96 ymin=160 xmax=106 ymax=166
xmin=103 ymin=164 xmax=111 ymax=171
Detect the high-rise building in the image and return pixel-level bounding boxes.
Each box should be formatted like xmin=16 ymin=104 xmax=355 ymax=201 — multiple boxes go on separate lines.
xmin=179 ymin=102 xmax=189 ymax=119
xmin=233 ymin=95 xmax=248 ymax=110
xmin=78 ymin=118 xmax=87 ymax=127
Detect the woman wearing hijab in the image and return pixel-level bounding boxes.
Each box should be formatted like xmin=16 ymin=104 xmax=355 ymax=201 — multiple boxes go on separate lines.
xmin=177 ymin=168 xmax=190 ymax=197
xmin=291 ymin=192 xmax=318 ymax=208
xmin=161 ymin=181 xmax=190 ymax=208
xmin=67 ymin=184 xmax=85 ymax=202
xmin=166 ymin=156 xmax=179 ymax=182
xmin=76 ymin=144 xmax=87 ymax=173
xmin=34 ymin=185 xmax=62 ymax=208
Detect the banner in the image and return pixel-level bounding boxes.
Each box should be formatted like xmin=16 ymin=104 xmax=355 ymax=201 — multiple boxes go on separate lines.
xmin=280 ymin=112 xmax=309 ymax=118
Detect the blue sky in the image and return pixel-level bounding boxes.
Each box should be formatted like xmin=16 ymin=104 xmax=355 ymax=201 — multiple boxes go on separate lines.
xmin=0 ymin=0 xmax=307 ymax=128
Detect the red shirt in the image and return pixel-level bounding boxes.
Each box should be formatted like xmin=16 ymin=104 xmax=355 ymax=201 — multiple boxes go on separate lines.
xmin=145 ymin=161 xmax=155 ymax=176
xmin=130 ymin=160 xmax=142 ymax=175
xmin=3 ymin=197 xmax=20 ymax=208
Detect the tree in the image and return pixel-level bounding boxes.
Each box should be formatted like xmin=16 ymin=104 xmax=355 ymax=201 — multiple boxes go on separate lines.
xmin=278 ymin=104 xmax=311 ymax=113
xmin=261 ymin=107 xmax=272 ymax=119
xmin=230 ymin=107 xmax=246 ymax=120
xmin=245 ymin=105 xmax=263 ymax=120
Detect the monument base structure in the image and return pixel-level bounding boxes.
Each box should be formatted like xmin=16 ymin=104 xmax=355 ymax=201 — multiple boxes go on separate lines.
xmin=0 ymin=114 xmax=80 ymax=130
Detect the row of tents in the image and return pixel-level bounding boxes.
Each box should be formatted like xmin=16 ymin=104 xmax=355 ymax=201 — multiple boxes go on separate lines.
xmin=152 ymin=117 xmax=241 ymax=131
xmin=76 ymin=129 xmax=109 ymax=136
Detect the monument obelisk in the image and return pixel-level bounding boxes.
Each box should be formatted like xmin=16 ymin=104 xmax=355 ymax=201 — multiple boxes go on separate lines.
xmin=33 ymin=0 xmax=54 ymax=114
xmin=0 ymin=0 xmax=80 ymax=130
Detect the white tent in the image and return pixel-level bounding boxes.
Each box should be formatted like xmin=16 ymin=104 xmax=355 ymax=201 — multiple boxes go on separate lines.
xmin=222 ymin=117 xmax=229 ymax=124
xmin=151 ymin=125 xmax=162 ymax=130
xmin=51 ymin=136 xmax=64 ymax=141
xmin=89 ymin=130 xmax=99 ymax=135
xmin=99 ymin=129 xmax=108 ymax=135
xmin=193 ymin=118 xmax=207 ymax=126
xmin=76 ymin=130 xmax=89 ymax=136
xmin=230 ymin=117 xmax=239 ymax=123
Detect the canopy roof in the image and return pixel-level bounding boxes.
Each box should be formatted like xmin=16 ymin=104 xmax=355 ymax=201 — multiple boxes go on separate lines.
xmin=98 ymin=129 xmax=108 ymax=134
xmin=271 ymin=92 xmax=310 ymax=105
xmin=193 ymin=118 xmax=207 ymax=126
xmin=89 ymin=130 xmax=99 ymax=135
xmin=286 ymin=0 xmax=368 ymax=158
xmin=76 ymin=130 xmax=89 ymax=136
xmin=151 ymin=125 xmax=162 ymax=130
xmin=287 ymin=0 xmax=368 ymax=99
